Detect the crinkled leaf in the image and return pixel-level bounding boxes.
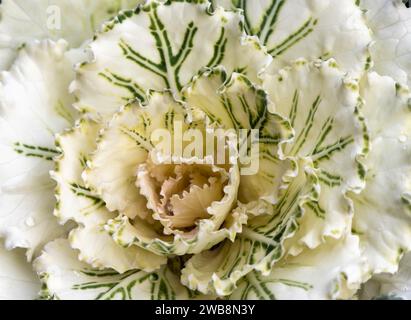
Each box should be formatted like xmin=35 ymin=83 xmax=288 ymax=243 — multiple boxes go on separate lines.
xmin=361 ymin=0 xmax=411 ymax=86
xmin=263 ymin=59 xmax=367 ymax=253
xmin=0 ymin=40 xmax=77 ymax=258
xmin=181 ymin=159 xmax=319 ymax=296
xmin=231 ymin=235 xmax=366 ymax=300
xmin=213 ymin=0 xmax=372 ymax=74
xmin=182 ymin=67 xmax=294 ymax=204
xmin=53 ymin=118 xmax=166 ymax=273
xmin=351 ymin=73 xmax=411 ymax=274
xmin=34 ymin=239 xmax=191 ymax=300
xmin=361 ymin=252 xmax=411 ymax=300
xmin=72 ymin=0 xmax=271 ymax=117
xmin=0 ymin=0 xmax=145 ymax=70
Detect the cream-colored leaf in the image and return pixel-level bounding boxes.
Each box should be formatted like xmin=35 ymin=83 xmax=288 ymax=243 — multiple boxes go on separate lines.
xmin=72 ymin=0 xmax=271 ymax=117
xmin=361 ymin=0 xmax=411 ymax=86
xmin=213 ymin=0 xmax=372 ymax=75
xmin=34 ymin=239 xmax=189 ymax=300
xmin=0 ymin=240 xmax=40 ymax=300
xmin=0 ymin=0 xmax=145 ymax=70
xmin=352 ymin=72 xmax=411 ymax=274
xmin=231 ymin=235 xmax=367 ymax=300
xmin=0 ymin=40 xmax=76 ymax=258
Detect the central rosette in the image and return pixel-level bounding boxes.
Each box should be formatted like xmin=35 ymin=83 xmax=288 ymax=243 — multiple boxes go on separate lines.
xmin=137 ymin=158 xmax=229 ymax=234
xmin=70 ymin=68 xmax=291 ymax=260
xmin=54 ymin=64 xmax=298 ymax=282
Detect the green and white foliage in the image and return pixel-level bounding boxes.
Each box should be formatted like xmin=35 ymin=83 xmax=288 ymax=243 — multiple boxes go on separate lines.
xmin=1 ymin=0 xmax=411 ymax=301
xmin=0 ymin=40 xmax=76 ymax=259
xmin=181 ymin=60 xmax=369 ymax=296
xmin=263 ymin=59 xmax=368 ymax=253
xmin=0 ymin=0 xmax=145 ymax=70
xmin=360 ymin=0 xmax=411 ymax=87
xmin=182 ymin=67 xmax=294 ymax=204
xmin=351 ymin=73 xmax=411 ymax=274
xmin=231 ymin=235 xmax=366 ymax=300
xmin=53 ymin=118 xmax=166 ymax=273
xmin=99 ymin=69 xmax=292 ymax=259
xmin=34 ymin=239 xmax=192 ymax=300
xmin=72 ymin=0 xmax=271 ymax=117
xmin=182 ymin=158 xmax=320 ymax=296
xmin=212 ymin=0 xmax=372 ymax=74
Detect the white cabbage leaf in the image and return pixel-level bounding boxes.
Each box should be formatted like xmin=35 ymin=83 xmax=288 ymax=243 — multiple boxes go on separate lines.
xmin=351 ymin=73 xmax=411 ymax=274
xmin=0 ymin=0 xmax=145 ymax=70
xmin=182 ymin=59 xmax=368 ymax=296
xmin=361 ymin=252 xmax=411 ymax=300
xmin=0 ymin=40 xmax=77 ymax=259
xmin=212 ymin=0 xmax=372 ymax=74
xmin=231 ymin=234 xmax=367 ymax=300
xmin=34 ymin=238 xmax=197 ymax=300
xmin=71 ymin=0 xmax=271 ymax=118
xmin=53 ymin=117 xmax=166 ymax=273
xmin=360 ymin=0 xmax=411 ymax=87
xmin=263 ymin=59 xmax=368 ymax=254
xmin=0 ymin=240 xmax=40 ymax=300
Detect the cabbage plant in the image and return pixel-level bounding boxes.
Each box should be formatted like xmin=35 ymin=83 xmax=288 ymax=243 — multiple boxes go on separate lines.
xmin=1 ymin=0 xmax=411 ymax=300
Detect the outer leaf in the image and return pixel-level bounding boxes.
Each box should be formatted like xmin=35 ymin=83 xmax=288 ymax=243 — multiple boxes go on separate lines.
xmin=263 ymin=59 xmax=367 ymax=254
xmin=0 ymin=240 xmax=40 ymax=300
xmin=361 ymin=252 xmax=411 ymax=300
xmin=231 ymin=235 xmax=367 ymax=300
xmin=71 ymin=0 xmax=271 ymax=117
xmin=351 ymin=73 xmax=411 ymax=274
xmin=53 ymin=118 xmax=166 ymax=273
xmin=181 ymin=158 xmax=320 ymax=296
xmin=34 ymin=239 xmax=191 ymax=300
xmin=360 ymin=0 xmax=411 ymax=86
xmin=0 ymin=40 xmax=77 ymax=258
xmin=0 ymin=0 xmax=145 ymax=70
xmin=213 ymin=0 xmax=372 ymax=74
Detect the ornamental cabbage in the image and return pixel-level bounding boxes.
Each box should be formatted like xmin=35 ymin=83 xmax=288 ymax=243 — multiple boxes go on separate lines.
xmin=1 ymin=0 xmax=411 ymax=300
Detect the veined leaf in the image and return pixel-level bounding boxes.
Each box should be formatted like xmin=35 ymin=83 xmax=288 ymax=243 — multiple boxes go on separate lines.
xmin=53 ymin=118 xmax=166 ymax=273
xmin=182 ymin=67 xmax=294 ymax=204
xmin=351 ymin=73 xmax=411 ymax=274
xmin=360 ymin=0 xmax=411 ymax=87
xmin=0 ymin=40 xmax=77 ymax=259
xmin=212 ymin=0 xmax=372 ymax=74
xmin=263 ymin=59 xmax=367 ymax=254
xmin=230 ymin=234 xmax=367 ymax=300
xmin=181 ymin=158 xmax=319 ymax=296
xmin=34 ymin=239 xmax=192 ymax=300
xmin=72 ymin=0 xmax=271 ymax=117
